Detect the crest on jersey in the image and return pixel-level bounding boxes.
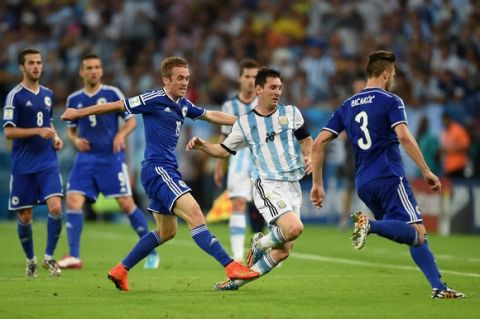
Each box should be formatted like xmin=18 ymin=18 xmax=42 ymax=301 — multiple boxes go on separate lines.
xmin=128 ymin=96 xmax=142 ymax=108
xmin=278 ymin=116 xmax=288 ymax=126
xmin=3 ymin=108 xmax=13 ymax=120
xmin=97 ymin=97 xmax=107 ymax=104
xmin=178 ymin=180 xmax=187 ymax=188
xmin=182 ymin=106 xmax=188 ymax=117
xmin=44 ymin=96 xmax=52 ymax=108
xmin=11 ymin=196 xmax=19 ymax=205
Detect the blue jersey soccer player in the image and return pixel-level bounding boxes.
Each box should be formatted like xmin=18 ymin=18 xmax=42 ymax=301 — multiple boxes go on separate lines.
xmin=310 ymin=50 xmax=465 ymax=299
xmin=3 ymin=48 xmax=63 ymax=277
xmin=213 ymin=58 xmax=259 ymax=261
xmin=58 ymin=54 xmax=159 ymax=270
xmin=61 ymin=56 xmax=259 ymax=291
xmin=187 ymin=67 xmax=313 ymax=290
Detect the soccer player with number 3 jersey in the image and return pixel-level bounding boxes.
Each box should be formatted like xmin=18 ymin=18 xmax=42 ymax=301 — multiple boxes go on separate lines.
xmin=3 ymin=49 xmax=63 ymax=278
xmin=61 ymin=56 xmax=259 ymax=291
xmin=310 ymin=50 xmax=465 ymax=299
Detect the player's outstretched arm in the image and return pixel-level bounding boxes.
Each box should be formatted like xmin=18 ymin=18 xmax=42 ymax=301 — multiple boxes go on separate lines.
xmin=310 ymin=130 xmax=336 ymax=208
xmin=4 ymin=126 xmax=55 ymax=140
xmin=186 ymin=136 xmax=230 ymax=159
xmin=213 ymin=134 xmax=228 ymax=188
xmin=61 ymin=100 xmax=125 ymax=121
xmin=202 ymin=110 xmax=236 ymax=125
xmin=394 ymin=123 xmax=441 ymax=192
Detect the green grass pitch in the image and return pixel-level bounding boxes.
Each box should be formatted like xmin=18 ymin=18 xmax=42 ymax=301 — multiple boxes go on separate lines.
xmin=0 ymin=221 xmax=478 ymax=319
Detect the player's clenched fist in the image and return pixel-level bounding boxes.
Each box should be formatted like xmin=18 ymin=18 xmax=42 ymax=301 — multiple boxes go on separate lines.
xmin=185 ymin=136 xmax=205 ymax=151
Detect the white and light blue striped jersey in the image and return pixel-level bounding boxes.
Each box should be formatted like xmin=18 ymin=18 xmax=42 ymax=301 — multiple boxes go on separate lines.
xmin=221 ymin=95 xmax=257 ymax=175
xmin=222 ymin=104 xmax=306 ymax=182
xmin=3 ymin=84 xmax=58 ymax=174
xmin=66 ymin=84 xmax=131 ymax=163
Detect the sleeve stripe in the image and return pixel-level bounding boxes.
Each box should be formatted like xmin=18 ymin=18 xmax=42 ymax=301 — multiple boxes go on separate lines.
xmin=122 ymin=99 xmax=131 ymax=113
xmin=322 ymin=127 xmax=339 ymax=135
xmin=3 ymin=121 xmax=16 ymax=127
xmin=5 ymin=85 xmax=22 ymax=108
xmin=191 ymin=109 xmax=206 ymax=120
xmin=391 ymin=120 xmax=407 ymax=128
xmin=220 ymin=143 xmax=236 ymax=155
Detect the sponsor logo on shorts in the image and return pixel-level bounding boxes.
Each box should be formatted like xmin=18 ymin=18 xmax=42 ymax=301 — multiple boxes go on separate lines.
xmin=277 ymin=200 xmax=286 ymax=209
xmin=11 ymin=196 xmax=19 ymax=205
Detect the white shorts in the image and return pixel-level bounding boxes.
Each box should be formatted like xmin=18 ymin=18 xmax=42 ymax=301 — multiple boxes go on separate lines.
xmin=226 ymin=169 xmax=253 ymax=201
xmin=252 ymin=179 xmax=302 ymax=225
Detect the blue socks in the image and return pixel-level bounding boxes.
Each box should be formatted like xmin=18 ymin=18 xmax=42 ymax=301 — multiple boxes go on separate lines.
xmin=410 ymin=240 xmax=447 ymax=290
xmin=127 ymin=207 xmax=158 ymax=257
xmin=127 ymin=207 xmax=149 ymax=238
xmin=370 ymin=220 xmax=418 ymax=245
xmin=46 ymin=214 xmax=62 ymax=256
xmin=66 ymin=210 xmax=83 ymax=258
xmin=191 ymin=224 xmax=232 ymax=267
xmin=17 ymin=220 xmax=34 ymax=259
xmin=371 ymin=220 xmax=447 ymax=290
xmin=122 ymin=231 xmax=162 ymax=269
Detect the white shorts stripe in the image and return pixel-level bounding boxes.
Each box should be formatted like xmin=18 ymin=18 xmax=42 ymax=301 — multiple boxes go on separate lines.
xmin=155 ymin=167 xmax=182 ymax=195
xmin=397 ymin=178 xmax=416 ymax=221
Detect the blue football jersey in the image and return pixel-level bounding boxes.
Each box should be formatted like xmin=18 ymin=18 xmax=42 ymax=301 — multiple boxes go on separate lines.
xmin=3 ymin=84 xmax=58 ymax=174
xmin=66 ymin=85 xmax=130 ymax=163
xmin=123 ymin=88 xmax=206 ymax=168
xmin=323 ymin=88 xmax=407 ymax=188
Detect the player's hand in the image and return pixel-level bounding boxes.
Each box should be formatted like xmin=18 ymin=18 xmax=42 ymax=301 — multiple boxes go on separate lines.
xmin=61 ymin=108 xmax=79 ymax=121
xmin=186 ymin=136 xmax=204 ymax=151
xmin=424 ymin=171 xmax=441 ymax=192
xmin=113 ymin=134 xmax=126 ymax=153
xmin=37 ymin=127 xmax=55 ymax=139
xmin=310 ymin=185 xmax=325 ymax=208
xmin=304 ymin=157 xmax=312 ymax=175
xmin=74 ymin=137 xmax=91 ymax=152
xmin=213 ymin=159 xmax=224 ymax=188
xmin=53 ymin=136 xmax=63 ymax=150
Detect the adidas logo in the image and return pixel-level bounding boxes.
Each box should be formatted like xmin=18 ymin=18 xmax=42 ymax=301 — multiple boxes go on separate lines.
xmin=164 ymin=107 xmax=171 ymax=112
xmin=209 ymin=238 xmax=219 ymax=246
xmin=25 ymin=101 xmax=33 ymax=107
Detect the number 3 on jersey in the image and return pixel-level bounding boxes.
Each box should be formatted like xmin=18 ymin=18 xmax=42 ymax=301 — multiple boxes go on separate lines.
xmin=355 ymin=111 xmax=372 ymax=150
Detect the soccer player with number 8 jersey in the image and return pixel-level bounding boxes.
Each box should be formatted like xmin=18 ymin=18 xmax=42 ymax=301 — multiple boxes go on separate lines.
xmin=310 ymin=50 xmax=465 ymax=299
xmin=3 ymin=48 xmax=63 ymax=278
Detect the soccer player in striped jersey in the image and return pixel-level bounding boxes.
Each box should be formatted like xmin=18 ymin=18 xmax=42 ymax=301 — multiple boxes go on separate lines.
xmin=58 ymin=54 xmax=159 ymax=270
xmin=61 ymin=56 xmax=259 ymax=291
xmin=310 ymin=50 xmax=465 ymax=299
xmin=3 ymin=48 xmax=63 ymax=277
xmin=213 ymin=58 xmax=259 ymax=262
xmin=187 ymin=67 xmax=313 ymax=290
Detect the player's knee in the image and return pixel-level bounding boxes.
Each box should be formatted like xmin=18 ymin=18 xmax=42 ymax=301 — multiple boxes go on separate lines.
xmin=155 ymin=228 xmax=176 ymax=242
xmin=18 ymin=211 xmax=33 ymax=224
xmin=411 ymin=223 xmax=426 ymax=247
xmin=66 ymin=195 xmax=82 ymax=210
xmin=49 ymin=203 xmax=62 ymax=216
xmin=283 ymin=222 xmax=304 ymax=241
xmin=117 ymin=197 xmax=135 ymax=213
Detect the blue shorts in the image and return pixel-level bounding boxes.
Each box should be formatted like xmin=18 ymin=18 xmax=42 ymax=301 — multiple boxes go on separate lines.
xmin=140 ymin=165 xmax=191 ymax=215
xmin=357 ymin=176 xmax=422 ymax=224
xmin=67 ymin=159 xmax=132 ymax=203
xmin=9 ymin=167 xmax=63 ymax=211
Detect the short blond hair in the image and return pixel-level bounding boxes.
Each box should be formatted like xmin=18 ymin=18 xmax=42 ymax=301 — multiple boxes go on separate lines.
xmin=161 ymin=57 xmax=188 ymax=79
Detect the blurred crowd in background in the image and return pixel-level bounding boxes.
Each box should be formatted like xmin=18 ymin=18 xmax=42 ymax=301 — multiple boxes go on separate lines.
xmin=1 ymin=0 xmax=480 ymax=215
